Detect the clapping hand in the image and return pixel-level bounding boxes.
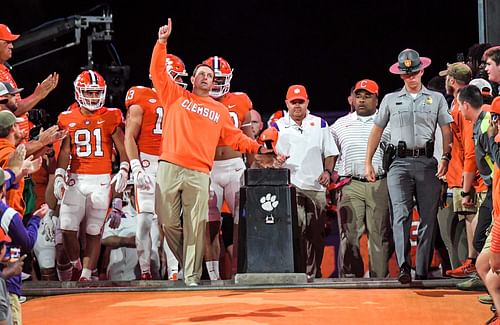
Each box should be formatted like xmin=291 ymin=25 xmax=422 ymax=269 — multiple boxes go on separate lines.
xmin=34 ymin=72 xmax=59 ymax=99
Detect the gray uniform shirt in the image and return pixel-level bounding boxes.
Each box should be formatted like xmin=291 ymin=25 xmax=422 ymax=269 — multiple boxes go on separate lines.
xmin=374 ymin=86 xmax=452 ymax=149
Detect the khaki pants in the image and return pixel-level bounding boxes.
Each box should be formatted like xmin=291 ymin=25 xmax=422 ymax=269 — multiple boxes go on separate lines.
xmin=9 ymin=293 xmax=21 ymax=325
xmin=296 ymin=188 xmax=327 ymax=278
xmin=337 ymin=178 xmax=392 ymax=278
xmin=155 ymin=161 xmax=209 ymax=285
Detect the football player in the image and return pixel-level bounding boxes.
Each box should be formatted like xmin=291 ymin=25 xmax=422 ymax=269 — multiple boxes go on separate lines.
xmin=54 ymin=70 xmax=129 ymax=281
xmin=202 ymin=56 xmax=254 ymax=280
xmin=124 ymin=54 xmax=187 ymax=280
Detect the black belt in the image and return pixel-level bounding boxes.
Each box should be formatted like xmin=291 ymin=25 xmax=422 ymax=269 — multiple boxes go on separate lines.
xmin=396 ymin=148 xmax=427 ymax=158
xmin=350 ymin=174 xmax=387 ymax=182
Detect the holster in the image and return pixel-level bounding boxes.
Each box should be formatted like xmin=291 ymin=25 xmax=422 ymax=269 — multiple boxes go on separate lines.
xmin=425 ymin=139 xmax=435 ymax=158
xmin=381 ymin=142 xmax=396 ymax=172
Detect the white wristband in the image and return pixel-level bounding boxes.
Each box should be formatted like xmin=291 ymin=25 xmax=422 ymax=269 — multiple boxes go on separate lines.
xmin=119 ymin=161 xmax=130 ymax=172
xmin=55 ymin=168 xmax=66 ymax=178
xmin=130 ymin=159 xmax=142 ymax=173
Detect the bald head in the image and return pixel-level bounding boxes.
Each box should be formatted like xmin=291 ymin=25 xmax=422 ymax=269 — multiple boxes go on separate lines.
xmin=250 ymin=109 xmax=263 ymax=138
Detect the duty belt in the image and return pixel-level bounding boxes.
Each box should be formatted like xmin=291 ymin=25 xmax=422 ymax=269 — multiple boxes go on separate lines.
xmin=397 ymin=148 xmax=427 ymax=158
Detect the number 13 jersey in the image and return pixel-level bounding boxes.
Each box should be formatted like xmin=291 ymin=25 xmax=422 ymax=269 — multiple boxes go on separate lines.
xmin=125 ymin=86 xmax=163 ymax=156
xmin=58 ymin=103 xmax=124 ymax=174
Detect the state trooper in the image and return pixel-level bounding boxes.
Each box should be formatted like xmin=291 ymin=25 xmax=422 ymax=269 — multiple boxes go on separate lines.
xmin=365 ymin=49 xmax=453 ymax=283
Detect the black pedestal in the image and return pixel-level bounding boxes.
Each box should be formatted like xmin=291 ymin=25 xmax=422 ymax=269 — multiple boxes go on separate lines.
xmin=237 ymin=181 xmax=304 ymax=273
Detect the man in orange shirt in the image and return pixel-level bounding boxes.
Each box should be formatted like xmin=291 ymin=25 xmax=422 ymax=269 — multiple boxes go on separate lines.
xmin=0 ymin=24 xmax=58 ymax=140
xmin=438 ymin=63 xmax=484 ymax=278
xmin=124 ymin=54 xmax=188 ymax=280
xmin=54 ymin=70 xmax=129 ymax=281
xmin=202 ymin=55 xmax=254 ymax=280
xmin=150 ymin=19 xmax=272 ymax=286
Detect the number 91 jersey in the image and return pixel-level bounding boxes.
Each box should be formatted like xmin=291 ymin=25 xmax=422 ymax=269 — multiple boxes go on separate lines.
xmin=125 ymin=86 xmax=163 ymax=156
xmin=58 ymin=104 xmax=124 ymax=174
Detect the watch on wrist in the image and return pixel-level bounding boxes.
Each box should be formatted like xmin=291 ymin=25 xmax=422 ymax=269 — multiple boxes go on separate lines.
xmin=460 ymin=191 xmax=471 ymax=198
xmin=441 ymin=152 xmax=452 ymax=161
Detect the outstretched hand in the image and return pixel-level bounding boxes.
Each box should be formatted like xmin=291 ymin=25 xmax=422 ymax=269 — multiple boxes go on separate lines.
xmin=158 ymin=18 xmax=172 ymax=44
xmin=35 ymin=72 xmax=59 ymax=99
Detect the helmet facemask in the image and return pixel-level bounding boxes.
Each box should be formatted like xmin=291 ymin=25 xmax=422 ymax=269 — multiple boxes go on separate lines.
xmin=74 ymin=70 xmax=107 ymax=111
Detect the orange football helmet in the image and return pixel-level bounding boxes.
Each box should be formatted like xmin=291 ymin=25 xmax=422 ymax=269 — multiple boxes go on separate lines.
xmin=267 ymin=109 xmax=288 ymax=128
xmin=202 ymin=56 xmax=233 ymax=98
xmin=74 ymin=70 xmax=107 ymax=111
xmin=258 ymin=126 xmax=279 ymax=154
xmin=166 ymin=54 xmax=188 ymax=89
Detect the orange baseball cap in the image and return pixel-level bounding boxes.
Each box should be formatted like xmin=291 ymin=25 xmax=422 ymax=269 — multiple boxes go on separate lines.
xmin=0 ymin=24 xmax=19 ymax=41
xmin=354 ymin=79 xmax=379 ymax=96
xmin=286 ymin=85 xmax=308 ymax=101
xmin=484 ymin=96 xmax=500 ymax=115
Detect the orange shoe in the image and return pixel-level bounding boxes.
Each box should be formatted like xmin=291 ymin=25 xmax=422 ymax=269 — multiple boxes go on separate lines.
xmin=169 ymin=272 xmax=178 ymax=281
xmin=446 ymin=259 xmax=476 ymax=278
xmin=78 ymin=276 xmax=91 ymax=282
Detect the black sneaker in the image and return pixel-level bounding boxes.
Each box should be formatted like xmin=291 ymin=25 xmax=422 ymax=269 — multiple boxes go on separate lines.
xmin=398 ymin=263 xmax=411 ymax=284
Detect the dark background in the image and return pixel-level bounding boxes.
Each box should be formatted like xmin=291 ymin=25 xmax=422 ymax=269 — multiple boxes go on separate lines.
xmin=2 ymin=0 xmax=479 ymax=122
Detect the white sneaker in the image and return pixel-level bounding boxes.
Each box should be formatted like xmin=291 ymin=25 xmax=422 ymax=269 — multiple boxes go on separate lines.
xmin=19 ymin=296 xmax=27 ymax=304
xmin=187 ymin=282 xmax=199 ymax=287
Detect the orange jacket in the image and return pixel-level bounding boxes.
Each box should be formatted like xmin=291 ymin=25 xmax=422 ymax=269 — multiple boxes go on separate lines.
xmin=150 ymin=41 xmax=260 ymax=174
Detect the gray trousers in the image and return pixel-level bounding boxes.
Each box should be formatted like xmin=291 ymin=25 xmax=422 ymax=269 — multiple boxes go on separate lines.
xmin=387 ymin=156 xmax=440 ymax=276
xmin=436 ymin=196 xmax=468 ymax=269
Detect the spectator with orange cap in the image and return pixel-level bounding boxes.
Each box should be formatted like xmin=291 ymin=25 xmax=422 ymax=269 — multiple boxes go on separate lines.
xmin=331 ymin=79 xmax=392 ymax=278
xmin=272 ymin=84 xmax=338 ymax=279
xmin=0 ymin=24 xmax=59 ymax=140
